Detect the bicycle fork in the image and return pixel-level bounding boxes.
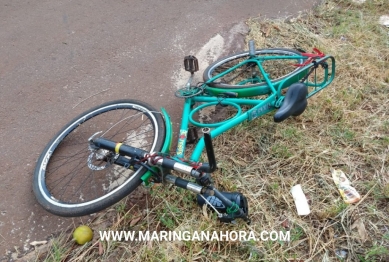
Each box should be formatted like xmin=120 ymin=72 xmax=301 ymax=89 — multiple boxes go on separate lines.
xmin=89 ymin=133 xmax=250 ymax=224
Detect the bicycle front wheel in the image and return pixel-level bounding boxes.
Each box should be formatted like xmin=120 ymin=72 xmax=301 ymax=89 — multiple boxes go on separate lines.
xmin=203 ymin=48 xmax=304 ymax=89
xmin=33 ymin=99 xmax=165 ymax=217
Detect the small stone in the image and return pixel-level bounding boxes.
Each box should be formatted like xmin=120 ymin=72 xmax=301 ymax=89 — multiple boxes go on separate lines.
xmin=30 ymin=240 xmax=48 ymax=246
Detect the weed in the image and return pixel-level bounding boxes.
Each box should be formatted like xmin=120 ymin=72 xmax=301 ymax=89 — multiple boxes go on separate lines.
xmin=365 ymin=245 xmax=389 ymax=261
xmin=46 ymin=241 xmax=64 ymax=262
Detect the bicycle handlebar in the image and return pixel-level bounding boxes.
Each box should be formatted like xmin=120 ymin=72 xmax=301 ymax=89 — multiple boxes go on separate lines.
xmin=91 ymin=128 xmax=250 ymax=222
xmin=91 ymin=137 xmax=204 ymax=178
xmin=92 ymin=137 xmax=149 ymax=158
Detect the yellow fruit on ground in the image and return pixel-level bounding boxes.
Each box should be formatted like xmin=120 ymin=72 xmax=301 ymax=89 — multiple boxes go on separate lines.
xmin=73 ymin=225 xmax=93 ymax=245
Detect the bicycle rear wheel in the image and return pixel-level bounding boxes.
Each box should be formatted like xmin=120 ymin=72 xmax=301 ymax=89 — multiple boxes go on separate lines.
xmin=33 ymin=99 xmax=165 ymax=217
xmin=203 ymin=48 xmax=304 ymax=89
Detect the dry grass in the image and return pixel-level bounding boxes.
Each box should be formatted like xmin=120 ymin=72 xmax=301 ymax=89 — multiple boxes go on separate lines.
xmin=26 ymin=0 xmax=389 ymax=261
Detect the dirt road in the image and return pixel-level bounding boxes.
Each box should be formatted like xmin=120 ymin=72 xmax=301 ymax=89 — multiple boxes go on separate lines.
xmin=0 ymin=0 xmax=317 ymax=257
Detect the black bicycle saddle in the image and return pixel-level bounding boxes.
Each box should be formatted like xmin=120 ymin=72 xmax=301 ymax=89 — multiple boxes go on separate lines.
xmin=274 ymin=83 xmax=308 ymax=122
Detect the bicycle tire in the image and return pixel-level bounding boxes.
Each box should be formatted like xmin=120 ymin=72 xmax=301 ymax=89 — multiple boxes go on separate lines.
xmin=203 ymin=48 xmax=304 ymax=89
xmin=33 ymin=99 xmax=165 ymax=217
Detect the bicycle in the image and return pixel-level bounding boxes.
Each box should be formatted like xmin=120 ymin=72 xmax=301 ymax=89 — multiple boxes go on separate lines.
xmin=33 ymin=40 xmax=335 ymax=223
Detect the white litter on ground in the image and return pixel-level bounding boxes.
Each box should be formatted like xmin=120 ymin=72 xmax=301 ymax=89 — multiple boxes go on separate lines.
xmin=352 ymin=0 xmax=366 ymax=4
xmin=379 ymin=15 xmax=389 ymax=27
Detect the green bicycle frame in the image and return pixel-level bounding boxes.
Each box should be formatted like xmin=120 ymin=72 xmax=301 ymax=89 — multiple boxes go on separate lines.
xmin=204 ymin=55 xmax=311 ymax=98
xmin=182 ymin=55 xmax=335 ymax=161
xmin=141 ymin=55 xmax=335 ymax=183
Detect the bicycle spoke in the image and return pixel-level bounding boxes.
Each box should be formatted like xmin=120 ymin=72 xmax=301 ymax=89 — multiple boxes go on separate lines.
xmin=38 ymin=103 xmax=163 ymax=209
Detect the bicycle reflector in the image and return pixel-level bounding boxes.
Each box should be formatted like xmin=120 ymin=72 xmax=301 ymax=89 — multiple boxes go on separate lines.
xmin=184 ymin=55 xmax=199 ymax=73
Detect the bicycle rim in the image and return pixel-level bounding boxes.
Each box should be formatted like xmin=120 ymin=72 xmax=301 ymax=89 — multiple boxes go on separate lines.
xmin=203 ymin=49 xmax=304 ymax=89
xmin=33 ymin=100 xmax=165 ymax=216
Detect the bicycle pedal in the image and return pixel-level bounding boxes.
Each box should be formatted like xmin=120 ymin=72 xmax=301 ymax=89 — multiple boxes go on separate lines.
xmin=184 ymin=55 xmax=199 ymax=73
